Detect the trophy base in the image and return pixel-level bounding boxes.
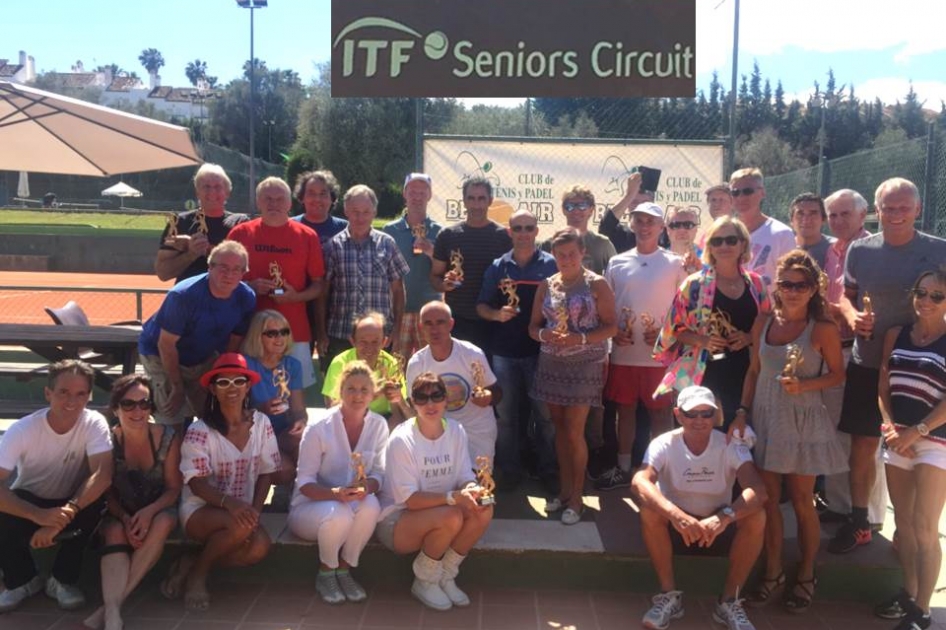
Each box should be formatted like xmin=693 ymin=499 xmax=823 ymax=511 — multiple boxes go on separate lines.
xmin=412 ymin=247 xmax=424 ymax=255
xmin=347 ymin=483 xmax=367 ymax=492
xmin=271 ymin=402 xmax=289 ymax=415
xmin=477 ymin=495 xmax=496 ymax=506
xmin=271 ymin=289 xmax=285 ymax=296
xmin=708 ymin=352 xmax=727 ymax=361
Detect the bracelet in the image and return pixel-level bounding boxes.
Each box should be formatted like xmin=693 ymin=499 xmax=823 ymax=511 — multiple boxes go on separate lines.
xmin=735 ymin=406 xmax=750 ymax=416
xmin=537 ymin=329 xmax=547 ymax=343
xmin=219 ymin=495 xmax=227 ymax=508
xmin=67 ymin=499 xmax=81 ymax=512
xmin=581 ymin=332 xmax=588 ymax=345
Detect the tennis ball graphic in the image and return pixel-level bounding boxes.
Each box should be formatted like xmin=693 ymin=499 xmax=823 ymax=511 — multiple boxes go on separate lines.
xmin=424 ymin=31 xmax=449 ymax=60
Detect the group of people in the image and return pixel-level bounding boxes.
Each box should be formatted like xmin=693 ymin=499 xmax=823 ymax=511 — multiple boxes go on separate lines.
xmin=0 ymin=162 xmax=943 ymax=630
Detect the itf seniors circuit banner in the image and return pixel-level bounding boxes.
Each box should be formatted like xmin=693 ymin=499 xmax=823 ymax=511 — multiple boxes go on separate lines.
xmin=331 ymin=0 xmax=695 ymax=98
xmin=423 ymin=137 xmax=724 ymax=232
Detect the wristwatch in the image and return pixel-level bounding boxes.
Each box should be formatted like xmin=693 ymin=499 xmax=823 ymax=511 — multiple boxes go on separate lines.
xmin=719 ymin=506 xmax=735 ymax=521
xmin=916 ymin=422 xmax=931 ymax=437
xmin=445 ymin=491 xmax=457 ymax=506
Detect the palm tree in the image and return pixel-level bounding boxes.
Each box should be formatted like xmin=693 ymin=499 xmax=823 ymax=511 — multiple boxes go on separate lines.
xmin=138 ymin=48 xmax=165 ymax=76
xmin=185 ymin=59 xmax=208 ymax=87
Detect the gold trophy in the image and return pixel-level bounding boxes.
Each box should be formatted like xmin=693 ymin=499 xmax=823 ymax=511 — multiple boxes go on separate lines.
xmin=194 ymin=208 xmax=209 ymax=235
xmin=621 ymin=307 xmax=636 ymax=344
xmin=862 ymin=291 xmax=874 ymax=340
xmin=349 ymin=452 xmax=368 ymax=491
xmin=705 ymin=309 xmax=737 ymax=361
xmin=470 ymin=360 xmax=487 ymax=397
xmin=269 ymin=261 xmax=285 ymax=296
xmin=448 ymin=249 xmax=465 ymax=287
xmin=385 ymin=352 xmax=407 ymax=388
xmin=271 ymin=367 xmax=291 ymax=414
xmin=499 ymin=276 xmax=520 ymax=313
xmin=410 ymin=223 xmax=427 ymax=255
xmin=164 ymin=213 xmax=179 ymax=241
xmin=553 ymin=303 xmax=569 ymax=335
xmin=474 ymin=456 xmax=496 ymax=506
xmin=781 ymin=343 xmax=804 ymax=379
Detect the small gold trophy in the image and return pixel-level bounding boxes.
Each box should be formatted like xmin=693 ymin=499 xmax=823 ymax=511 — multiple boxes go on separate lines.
xmin=385 ymin=352 xmax=407 ymax=388
xmin=269 ymin=261 xmax=285 ymax=296
xmin=474 ymin=456 xmax=496 ymax=506
xmin=271 ymin=367 xmax=290 ymax=415
xmin=621 ymin=307 xmax=636 ymax=344
xmin=448 ymin=249 xmax=465 ymax=287
xmin=706 ymin=309 xmax=737 ymax=361
xmin=349 ymin=452 xmax=368 ymax=491
xmin=499 ymin=276 xmax=520 ymax=313
xmin=781 ymin=343 xmax=804 ymax=379
xmin=553 ymin=303 xmax=569 ymax=335
xmin=165 ymin=213 xmax=179 ymax=241
xmin=470 ymin=360 xmax=487 ymax=397
xmin=862 ymin=291 xmax=874 ymax=340
xmin=194 ymin=208 xmax=209 ymax=235
xmin=410 ymin=223 xmax=427 ymax=255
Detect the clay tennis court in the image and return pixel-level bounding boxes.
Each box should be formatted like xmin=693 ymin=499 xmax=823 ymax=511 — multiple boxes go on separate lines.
xmin=0 ymin=271 xmax=172 ymax=325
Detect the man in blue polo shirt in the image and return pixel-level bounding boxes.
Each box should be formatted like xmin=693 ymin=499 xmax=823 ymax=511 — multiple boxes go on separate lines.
xmin=476 ymin=209 xmax=558 ymax=491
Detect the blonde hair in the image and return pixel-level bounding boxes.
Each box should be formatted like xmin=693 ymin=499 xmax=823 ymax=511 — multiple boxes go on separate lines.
xmin=194 ymin=163 xmax=232 ymax=194
xmin=339 ymin=360 xmax=378 ymax=393
xmin=702 ymin=215 xmax=751 ymax=266
xmin=241 ymin=309 xmax=293 ymax=359
xmin=256 ymin=176 xmax=291 ymax=198
xmin=729 ymin=167 xmax=764 ymax=187
xmin=875 ymin=177 xmax=920 ymax=208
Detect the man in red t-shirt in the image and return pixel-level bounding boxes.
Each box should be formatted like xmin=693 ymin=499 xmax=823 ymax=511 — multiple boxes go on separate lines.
xmin=228 ymin=177 xmax=325 ymax=388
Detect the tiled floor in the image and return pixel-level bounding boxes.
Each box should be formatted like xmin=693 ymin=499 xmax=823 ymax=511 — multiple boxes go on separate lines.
xmin=1 ymin=579 xmax=944 ymax=630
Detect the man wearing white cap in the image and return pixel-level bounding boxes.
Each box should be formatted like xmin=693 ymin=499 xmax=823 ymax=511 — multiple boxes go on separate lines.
xmin=632 ymin=385 xmax=766 ymax=630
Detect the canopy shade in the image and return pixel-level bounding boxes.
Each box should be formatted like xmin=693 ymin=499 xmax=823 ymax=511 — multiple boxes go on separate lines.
xmin=0 ymin=81 xmax=201 ymax=176
xmin=101 ymin=182 xmax=142 ymax=197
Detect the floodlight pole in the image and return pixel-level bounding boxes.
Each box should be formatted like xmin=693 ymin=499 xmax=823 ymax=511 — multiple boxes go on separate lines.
xmin=237 ymin=0 xmax=267 ymax=214
xmin=726 ymin=0 xmax=740 ymax=178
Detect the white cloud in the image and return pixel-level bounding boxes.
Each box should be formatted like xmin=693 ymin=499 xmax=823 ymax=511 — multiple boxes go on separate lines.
xmin=854 ymin=78 xmax=946 ymax=108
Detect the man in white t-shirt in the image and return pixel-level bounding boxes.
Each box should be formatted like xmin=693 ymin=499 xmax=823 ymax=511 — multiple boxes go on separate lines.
xmin=0 ymin=360 xmax=114 ymax=612
xmin=729 ymin=167 xmax=795 ymax=288
xmin=632 ymin=386 xmax=766 ymax=630
xmin=598 ymin=202 xmax=687 ymax=492
xmin=406 ymin=301 xmax=500 ymax=463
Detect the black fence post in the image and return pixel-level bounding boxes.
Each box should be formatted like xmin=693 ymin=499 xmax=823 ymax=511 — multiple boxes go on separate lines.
xmin=922 ymin=122 xmax=937 ymax=234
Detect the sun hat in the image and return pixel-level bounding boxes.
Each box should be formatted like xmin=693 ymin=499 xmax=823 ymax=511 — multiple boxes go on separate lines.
xmin=199 ymin=352 xmax=261 ymax=389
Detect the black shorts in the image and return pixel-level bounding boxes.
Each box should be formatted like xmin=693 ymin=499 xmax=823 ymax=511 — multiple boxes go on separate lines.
xmin=837 ymin=362 xmax=882 ymax=438
xmin=668 ymin=517 xmax=736 ymax=557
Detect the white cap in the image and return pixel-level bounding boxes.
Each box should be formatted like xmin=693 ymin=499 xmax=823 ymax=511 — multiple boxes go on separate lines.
xmin=677 ymin=385 xmax=718 ymax=411
xmin=631 ymin=202 xmax=663 ymax=218
xmin=404 ymin=172 xmax=432 ymax=187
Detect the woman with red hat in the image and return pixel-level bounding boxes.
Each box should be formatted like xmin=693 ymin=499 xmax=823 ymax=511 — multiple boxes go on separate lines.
xmin=163 ymin=353 xmax=280 ymax=612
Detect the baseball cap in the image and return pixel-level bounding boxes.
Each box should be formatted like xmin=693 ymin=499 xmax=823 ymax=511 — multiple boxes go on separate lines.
xmin=404 ymin=172 xmax=432 ymax=187
xmin=631 ymin=202 xmax=664 ymax=218
xmin=677 ymin=386 xmax=718 ymax=411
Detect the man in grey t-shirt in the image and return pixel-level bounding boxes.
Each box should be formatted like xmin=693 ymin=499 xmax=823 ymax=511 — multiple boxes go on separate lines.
xmin=789 ymin=192 xmax=835 ymax=269
xmin=829 ymin=177 xmax=946 ymax=554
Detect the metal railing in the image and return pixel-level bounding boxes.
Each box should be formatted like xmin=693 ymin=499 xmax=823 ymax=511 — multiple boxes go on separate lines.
xmin=0 ymin=286 xmax=167 ymax=326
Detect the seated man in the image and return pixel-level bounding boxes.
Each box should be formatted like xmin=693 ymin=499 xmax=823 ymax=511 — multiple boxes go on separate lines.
xmin=631 ymin=386 xmax=766 ymax=630
xmin=0 ymin=360 xmax=113 ymax=612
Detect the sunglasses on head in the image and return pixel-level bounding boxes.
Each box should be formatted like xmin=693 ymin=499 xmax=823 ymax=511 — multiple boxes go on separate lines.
xmin=681 ymin=408 xmax=716 ymax=419
xmin=709 ymin=235 xmax=741 ymax=247
xmin=213 ymin=376 xmax=250 ymax=388
xmin=412 ymin=390 xmax=447 ymax=404
xmin=667 ymin=220 xmax=698 ymax=230
xmin=118 ymin=398 xmax=153 ymax=411
xmin=912 ymin=288 xmax=946 ymax=304
xmin=262 ymin=327 xmax=291 ymax=339
xmin=511 ymin=224 xmax=537 ymax=233
xmin=563 ymin=201 xmax=594 ymax=213
xmin=776 ymin=280 xmax=813 ymax=292
xmin=730 ymin=187 xmax=757 ymax=197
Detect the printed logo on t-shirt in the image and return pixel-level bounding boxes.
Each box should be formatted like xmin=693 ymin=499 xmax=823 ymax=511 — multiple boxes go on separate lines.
xmin=441 ymin=372 xmax=472 ymax=412
xmin=422 ymin=452 xmax=455 ymax=479
xmin=682 ymin=466 xmax=716 ymax=484
xmin=750 ymin=243 xmax=773 ymax=285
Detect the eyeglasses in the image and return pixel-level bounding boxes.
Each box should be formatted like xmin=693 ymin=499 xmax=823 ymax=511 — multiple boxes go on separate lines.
xmin=681 ymin=409 xmax=716 ymax=419
xmin=412 ymin=390 xmax=447 ymax=404
xmin=118 ymin=398 xmax=153 ymax=411
xmin=563 ymin=201 xmax=594 ymax=213
xmin=262 ymin=327 xmax=291 ymax=339
xmin=730 ymin=187 xmax=757 ymax=197
xmin=213 ymin=376 xmax=250 ymax=388
xmin=210 ymin=263 xmax=245 ymax=275
xmin=667 ymin=221 xmax=698 ymax=230
xmin=776 ymin=280 xmax=813 ymax=292
xmin=911 ymin=288 xmax=946 ymax=304
xmin=709 ymin=235 xmax=741 ymax=247
xmin=511 ymin=224 xmax=537 ymax=233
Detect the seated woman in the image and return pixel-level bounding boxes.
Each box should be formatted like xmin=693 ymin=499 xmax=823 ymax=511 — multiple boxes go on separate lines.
xmin=288 ymin=361 xmax=389 ymax=604
xmin=167 ymin=353 xmax=280 ymax=612
xmin=377 ymin=372 xmax=494 ymax=612
xmin=322 ymin=312 xmax=410 ymax=429
xmin=241 ymin=309 xmax=308 ymax=483
xmin=84 ymin=375 xmax=182 ymax=630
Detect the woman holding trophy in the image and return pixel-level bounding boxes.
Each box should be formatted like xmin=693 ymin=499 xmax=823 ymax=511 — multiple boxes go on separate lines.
xmin=241 ymin=310 xmax=308 ymax=483
xmin=287 ymin=361 xmax=388 ymax=604
xmin=736 ymin=250 xmax=846 ymax=613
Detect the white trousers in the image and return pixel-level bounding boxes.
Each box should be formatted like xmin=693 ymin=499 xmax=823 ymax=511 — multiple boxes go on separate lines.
xmin=287 ymin=495 xmax=381 ymax=568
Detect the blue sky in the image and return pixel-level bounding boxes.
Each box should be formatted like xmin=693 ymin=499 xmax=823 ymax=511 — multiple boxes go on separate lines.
xmin=5 ymin=0 xmax=944 ymax=110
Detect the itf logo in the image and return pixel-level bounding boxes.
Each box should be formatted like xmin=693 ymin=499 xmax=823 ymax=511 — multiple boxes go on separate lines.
xmin=333 ymin=17 xmax=449 ymax=78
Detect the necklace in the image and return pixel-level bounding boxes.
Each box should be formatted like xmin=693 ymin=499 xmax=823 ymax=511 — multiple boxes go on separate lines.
xmin=913 ymin=325 xmax=946 ymax=345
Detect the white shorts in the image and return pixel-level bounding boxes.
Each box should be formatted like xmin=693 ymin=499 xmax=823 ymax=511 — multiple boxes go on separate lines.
xmin=884 ymin=438 xmax=946 ymax=472
xmin=288 ymin=342 xmax=318 ymax=389
xmin=375 ymin=509 xmax=403 ymax=551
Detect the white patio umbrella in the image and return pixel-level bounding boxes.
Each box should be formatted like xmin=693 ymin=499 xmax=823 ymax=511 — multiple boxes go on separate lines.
xmin=101 ymin=181 xmax=143 ymax=208
xmin=0 ymin=81 xmax=201 ymax=176
xmin=16 ymin=170 xmax=29 ymax=198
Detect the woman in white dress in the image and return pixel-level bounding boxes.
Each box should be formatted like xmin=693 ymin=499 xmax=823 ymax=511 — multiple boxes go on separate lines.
xmin=288 ymin=361 xmax=389 ymax=604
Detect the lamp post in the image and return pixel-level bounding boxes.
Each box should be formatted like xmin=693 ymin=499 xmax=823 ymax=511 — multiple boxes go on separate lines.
xmin=236 ymin=0 xmax=267 ymax=214
xmin=812 ymin=89 xmax=841 ymax=197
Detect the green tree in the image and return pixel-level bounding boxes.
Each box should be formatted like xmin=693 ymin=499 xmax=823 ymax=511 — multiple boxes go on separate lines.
xmin=138 ymin=48 xmax=165 ymax=76
xmin=185 ymin=59 xmax=208 ymax=87
xmin=735 ymin=126 xmax=807 ymax=175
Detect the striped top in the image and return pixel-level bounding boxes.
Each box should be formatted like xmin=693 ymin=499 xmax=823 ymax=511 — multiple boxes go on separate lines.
xmin=889 ymin=324 xmax=946 ymax=442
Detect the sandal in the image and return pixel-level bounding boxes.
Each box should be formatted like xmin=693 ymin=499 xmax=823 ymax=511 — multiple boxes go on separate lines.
xmin=784 ymin=575 xmax=817 ymax=614
xmin=745 ymin=572 xmax=785 ymax=608
xmin=159 ymin=555 xmax=194 ymax=601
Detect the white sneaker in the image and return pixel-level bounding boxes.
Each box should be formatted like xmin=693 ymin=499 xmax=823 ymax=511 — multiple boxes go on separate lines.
xmin=713 ymin=597 xmax=756 ymax=630
xmin=316 ymin=572 xmax=345 ymax=605
xmin=0 ymin=575 xmax=43 ymax=612
xmin=440 ymin=578 xmax=470 ymax=607
xmin=411 ymin=578 xmax=452 ymax=611
xmin=336 ymin=571 xmax=367 ymax=603
xmin=45 ymin=576 xmax=85 ymax=610
xmin=643 ymin=590 xmax=684 ymax=630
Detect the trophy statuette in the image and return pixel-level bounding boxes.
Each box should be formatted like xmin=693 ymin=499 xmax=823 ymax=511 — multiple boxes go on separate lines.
xmin=349 ymin=452 xmax=368 ymax=491
xmin=780 ymin=343 xmax=805 ymax=379
xmin=269 ymin=261 xmax=286 ymax=296
xmin=499 ymin=276 xmax=520 ymax=313
xmin=474 ymin=456 xmax=496 ymax=506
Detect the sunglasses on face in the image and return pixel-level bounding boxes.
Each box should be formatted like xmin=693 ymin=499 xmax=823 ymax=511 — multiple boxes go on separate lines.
xmin=730 ymin=187 xmax=756 ymax=197
xmin=563 ymin=201 xmax=594 ymax=213
xmin=118 ymin=398 xmax=153 ymax=411
xmin=511 ymin=224 xmax=537 ymax=233
xmin=213 ymin=376 xmax=250 ymax=388
xmin=709 ymin=235 xmax=741 ymax=247
xmin=776 ymin=280 xmax=813 ymax=292
xmin=667 ymin=221 xmax=698 ymax=230
xmin=681 ymin=409 xmax=716 ymax=419
xmin=412 ymin=390 xmax=447 ymax=404
xmin=912 ymin=288 xmax=946 ymax=304
xmin=262 ymin=327 xmax=291 ymax=339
